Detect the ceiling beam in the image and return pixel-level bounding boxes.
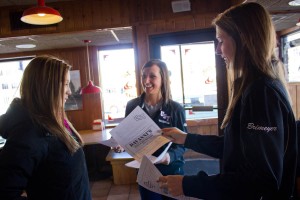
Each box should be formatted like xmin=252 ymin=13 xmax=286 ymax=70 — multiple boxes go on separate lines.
xmin=269 ymin=9 xmax=300 ymax=14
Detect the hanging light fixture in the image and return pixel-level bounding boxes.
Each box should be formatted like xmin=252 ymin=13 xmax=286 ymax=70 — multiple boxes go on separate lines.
xmin=80 ymin=40 xmax=101 ymax=95
xmin=289 ymin=0 xmax=300 ymax=6
xmin=21 ymin=0 xmax=63 ymax=25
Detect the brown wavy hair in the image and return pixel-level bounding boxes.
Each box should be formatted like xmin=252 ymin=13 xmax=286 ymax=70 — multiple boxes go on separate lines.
xmin=20 ymin=55 xmax=83 ymax=153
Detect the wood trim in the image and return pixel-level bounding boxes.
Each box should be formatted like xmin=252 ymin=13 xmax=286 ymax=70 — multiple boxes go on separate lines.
xmin=270 ymin=9 xmax=300 ymax=15
xmin=278 ymin=26 xmax=300 ymax=36
xmin=187 ymin=118 xmax=218 ymax=127
xmin=0 ymin=0 xmax=234 ymax=131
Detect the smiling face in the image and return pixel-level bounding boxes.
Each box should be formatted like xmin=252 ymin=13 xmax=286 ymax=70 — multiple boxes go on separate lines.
xmin=216 ymin=26 xmax=235 ymax=65
xmin=141 ymin=64 xmax=162 ymax=97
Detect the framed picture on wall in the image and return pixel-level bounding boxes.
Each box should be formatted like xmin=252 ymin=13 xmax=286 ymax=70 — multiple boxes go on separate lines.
xmin=65 ymin=70 xmax=83 ymax=111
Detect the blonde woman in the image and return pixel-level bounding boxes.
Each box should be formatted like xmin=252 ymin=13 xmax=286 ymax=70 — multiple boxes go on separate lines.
xmin=159 ymin=3 xmax=297 ymax=200
xmin=0 ymin=56 xmax=91 ymax=200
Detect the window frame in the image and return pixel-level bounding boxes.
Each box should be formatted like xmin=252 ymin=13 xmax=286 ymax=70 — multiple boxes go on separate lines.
xmin=97 ymin=44 xmax=137 ymax=125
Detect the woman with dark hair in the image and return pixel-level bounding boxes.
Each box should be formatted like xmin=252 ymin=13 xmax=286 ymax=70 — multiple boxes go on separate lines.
xmin=126 ymin=59 xmax=187 ymax=200
xmin=159 ymin=3 xmax=297 ymax=200
xmin=0 ymin=55 xmax=91 ymax=200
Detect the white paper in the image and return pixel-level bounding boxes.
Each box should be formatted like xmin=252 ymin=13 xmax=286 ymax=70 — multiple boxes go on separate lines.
xmin=154 ymin=142 xmax=172 ymax=163
xmin=110 ymin=106 xmax=170 ymax=162
xmin=137 ymin=156 xmax=200 ymax=200
xmin=125 ymin=142 xmax=173 ymax=168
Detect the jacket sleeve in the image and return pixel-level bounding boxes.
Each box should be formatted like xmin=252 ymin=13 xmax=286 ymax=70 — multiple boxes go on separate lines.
xmin=182 ymin=84 xmax=292 ymax=199
xmin=168 ymin=104 xmax=187 ymax=163
xmin=184 ymin=134 xmax=224 ymax=159
xmin=0 ymin=130 xmax=47 ymax=200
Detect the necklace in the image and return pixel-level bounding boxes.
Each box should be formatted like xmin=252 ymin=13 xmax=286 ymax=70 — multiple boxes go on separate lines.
xmin=144 ymin=99 xmax=162 ymax=117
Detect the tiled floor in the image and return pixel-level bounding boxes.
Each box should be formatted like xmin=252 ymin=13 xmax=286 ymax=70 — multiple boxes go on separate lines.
xmin=88 ymin=158 xmax=219 ymax=199
xmin=90 ymin=177 xmax=140 ymax=200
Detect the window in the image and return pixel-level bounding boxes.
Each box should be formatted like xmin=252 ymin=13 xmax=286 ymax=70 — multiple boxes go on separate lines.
xmin=0 ymin=58 xmax=32 ymax=115
xmin=150 ymin=29 xmax=219 ymax=119
xmin=98 ymin=48 xmax=137 ymax=124
xmin=281 ymin=30 xmax=300 ymax=82
xmin=2 ymin=84 xmax=8 ymax=90
xmin=161 ymin=42 xmax=217 ymax=105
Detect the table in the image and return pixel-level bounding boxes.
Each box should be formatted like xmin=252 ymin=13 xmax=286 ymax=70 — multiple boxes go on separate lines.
xmin=78 ymin=129 xmax=113 ymax=181
xmin=79 ymin=128 xmax=137 ymax=184
xmin=78 ymin=128 xmax=112 ymax=145
xmin=106 ymin=150 xmax=136 ymax=185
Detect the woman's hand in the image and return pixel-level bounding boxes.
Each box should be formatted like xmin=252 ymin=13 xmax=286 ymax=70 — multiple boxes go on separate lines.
xmin=112 ymin=145 xmax=124 ymax=153
xmin=158 ymin=175 xmax=184 ymax=196
xmin=161 ymin=127 xmax=187 ymax=144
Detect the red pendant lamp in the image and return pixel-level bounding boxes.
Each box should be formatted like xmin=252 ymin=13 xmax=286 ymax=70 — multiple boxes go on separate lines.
xmin=21 ymin=0 xmax=63 ymax=25
xmin=80 ymin=40 xmax=102 ymax=95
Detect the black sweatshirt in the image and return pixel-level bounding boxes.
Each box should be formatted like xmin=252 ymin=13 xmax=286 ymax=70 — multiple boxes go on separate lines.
xmin=182 ymin=77 xmax=297 ymax=200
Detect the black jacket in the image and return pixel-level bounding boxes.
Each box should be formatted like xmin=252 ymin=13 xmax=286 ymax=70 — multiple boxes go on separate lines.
xmin=182 ymin=77 xmax=297 ymax=200
xmin=125 ymin=93 xmax=187 ymax=175
xmin=0 ymin=99 xmax=92 ymax=200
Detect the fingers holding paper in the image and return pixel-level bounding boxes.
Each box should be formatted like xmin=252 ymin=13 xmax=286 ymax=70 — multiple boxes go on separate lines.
xmin=158 ymin=175 xmax=184 ymax=196
xmin=161 ymin=127 xmax=187 ymax=144
xmin=112 ymin=145 xmax=125 ymax=153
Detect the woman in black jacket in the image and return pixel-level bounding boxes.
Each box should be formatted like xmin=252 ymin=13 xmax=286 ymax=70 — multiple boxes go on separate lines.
xmin=0 ymin=55 xmax=91 ymax=200
xmin=126 ymin=59 xmax=187 ymax=200
xmin=159 ymin=3 xmax=297 ymax=200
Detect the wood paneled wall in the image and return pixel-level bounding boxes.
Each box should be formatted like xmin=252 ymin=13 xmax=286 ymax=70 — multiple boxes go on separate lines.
xmin=0 ymin=0 xmax=230 ymax=38
xmin=134 ymin=13 xmax=220 ymax=79
xmin=0 ymin=47 xmax=102 ymax=130
xmin=187 ymin=118 xmax=218 ymax=136
xmin=0 ymin=0 xmax=233 ymax=130
xmin=3 ymin=0 xmax=298 ymax=132
xmin=288 ymin=83 xmax=300 ymax=121
xmin=184 ymin=118 xmax=219 ymax=159
xmin=0 ymin=0 xmax=132 ymax=37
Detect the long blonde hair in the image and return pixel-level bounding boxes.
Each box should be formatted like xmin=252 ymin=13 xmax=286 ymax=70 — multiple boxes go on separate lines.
xmin=20 ymin=55 xmax=83 ymax=153
xmin=212 ymin=2 xmax=290 ymax=129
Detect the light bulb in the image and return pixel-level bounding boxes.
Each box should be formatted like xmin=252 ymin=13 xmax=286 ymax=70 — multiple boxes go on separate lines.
xmin=288 ymin=0 xmax=300 ymax=6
